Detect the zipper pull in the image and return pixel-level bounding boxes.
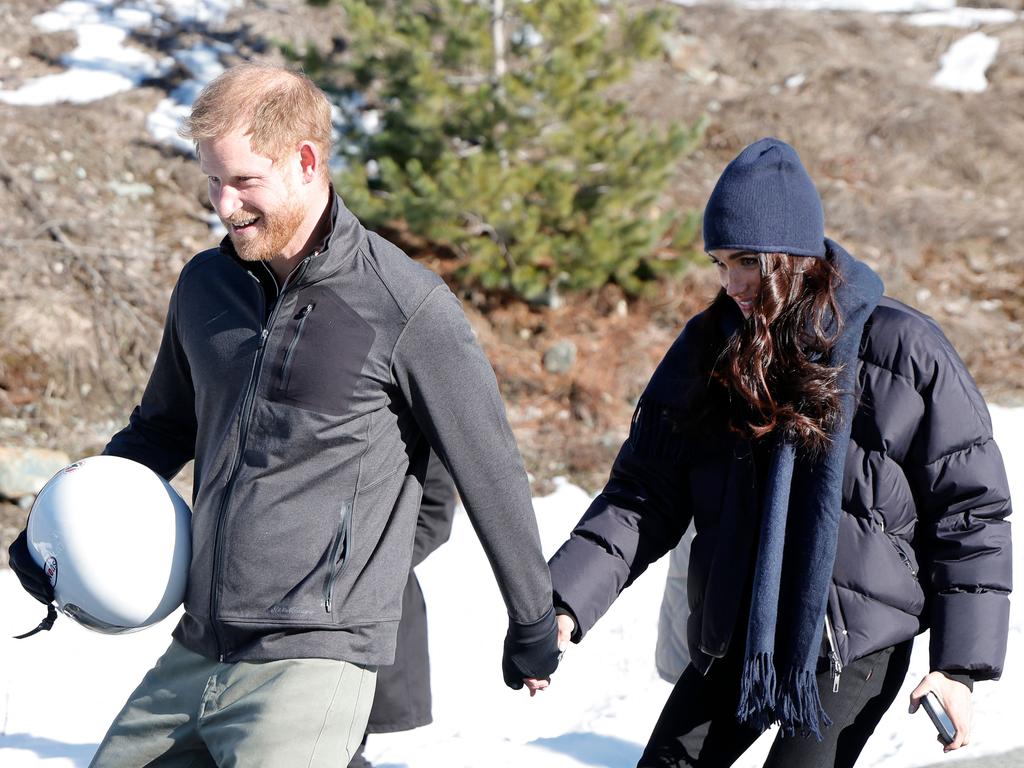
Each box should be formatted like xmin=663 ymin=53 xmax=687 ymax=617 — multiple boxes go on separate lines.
xmin=258 ymin=328 xmax=269 ymax=348
xmin=824 ymin=613 xmax=844 ymax=693
xmin=297 ymin=303 xmax=313 ymax=319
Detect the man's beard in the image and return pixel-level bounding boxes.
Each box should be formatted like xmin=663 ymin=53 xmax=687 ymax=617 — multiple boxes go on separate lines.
xmin=226 ymin=199 xmax=306 ymax=263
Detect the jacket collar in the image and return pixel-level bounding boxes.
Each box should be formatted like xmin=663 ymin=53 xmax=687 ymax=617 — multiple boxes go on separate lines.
xmin=219 ymin=188 xmax=367 ymax=289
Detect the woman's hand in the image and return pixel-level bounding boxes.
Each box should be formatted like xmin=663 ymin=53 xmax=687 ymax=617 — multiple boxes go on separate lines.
xmin=909 ymin=671 xmax=973 ymax=751
xmin=523 ymin=613 xmax=576 ymax=696
xmin=556 ymin=612 xmax=575 ymax=649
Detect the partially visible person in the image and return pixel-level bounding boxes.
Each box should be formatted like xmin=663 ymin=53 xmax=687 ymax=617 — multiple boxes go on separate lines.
xmin=349 ymin=451 xmax=456 ymax=768
xmin=9 ymin=62 xmax=559 ymax=767
xmin=538 ymin=137 xmax=1012 ymax=767
xmin=655 ymin=530 xmax=694 ymax=684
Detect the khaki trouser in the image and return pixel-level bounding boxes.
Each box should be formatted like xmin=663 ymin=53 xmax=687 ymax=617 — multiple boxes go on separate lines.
xmin=90 ymin=640 xmax=376 ymax=768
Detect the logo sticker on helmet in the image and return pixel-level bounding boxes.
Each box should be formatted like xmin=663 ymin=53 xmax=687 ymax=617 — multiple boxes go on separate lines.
xmin=44 ymin=556 xmax=58 ymax=587
xmin=64 ymin=462 xmax=83 ymax=474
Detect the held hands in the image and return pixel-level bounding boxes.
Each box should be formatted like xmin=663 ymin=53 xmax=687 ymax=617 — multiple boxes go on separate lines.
xmin=502 ymin=606 xmax=562 ymax=696
xmin=523 ymin=613 xmax=575 ymax=696
xmin=909 ymin=671 xmax=973 ymax=752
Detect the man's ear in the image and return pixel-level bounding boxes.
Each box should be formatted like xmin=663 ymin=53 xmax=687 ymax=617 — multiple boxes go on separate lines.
xmin=297 ymin=141 xmax=321 ymax=183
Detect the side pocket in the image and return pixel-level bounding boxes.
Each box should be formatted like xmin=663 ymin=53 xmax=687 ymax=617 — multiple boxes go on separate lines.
xmin=323 ymin=499 xmax=352 ymax=613
xmin=280 ymin=302 xmax=315 ymax=394
xmin=883 ymin=526 xmax=919 ymax=581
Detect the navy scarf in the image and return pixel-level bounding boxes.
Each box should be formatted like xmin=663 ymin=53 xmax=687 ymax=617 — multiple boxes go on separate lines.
xmin=734 ymin=242 xmax=883 ymax=739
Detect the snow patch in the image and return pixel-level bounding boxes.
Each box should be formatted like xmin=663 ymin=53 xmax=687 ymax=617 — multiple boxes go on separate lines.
xmin=932 ymin=31 xmax=999 ymax=93
xmin=0 ymin=3 xmax=170 ymax=106
xmin=1 ymin=407 xmax=1021 ymax=766
xmin=906 ymin=7 xmax=1019 ymax=28
xmin=667 ymin=0 xmax=956 ymax=12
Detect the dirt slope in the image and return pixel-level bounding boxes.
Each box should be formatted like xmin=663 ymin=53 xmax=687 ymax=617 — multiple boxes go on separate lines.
xmin=1 ymin=0 xmax=1021 ymax=529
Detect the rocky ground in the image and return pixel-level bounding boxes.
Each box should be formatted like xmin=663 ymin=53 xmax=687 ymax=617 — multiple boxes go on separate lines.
xmin=1 ymin=0 xmax=1022 ymax=550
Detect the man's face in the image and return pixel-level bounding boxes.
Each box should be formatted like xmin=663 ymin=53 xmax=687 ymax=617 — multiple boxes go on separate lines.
xmin=198 ymin=129 xmax=307 ymax=263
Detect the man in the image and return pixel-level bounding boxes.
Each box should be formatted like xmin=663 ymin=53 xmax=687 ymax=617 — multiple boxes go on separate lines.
xmin=8 ymin=63 xmax=559 ymax=766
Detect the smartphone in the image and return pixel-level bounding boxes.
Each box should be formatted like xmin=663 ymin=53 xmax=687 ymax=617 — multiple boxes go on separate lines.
xmin=921 ymin=691 xmax=956 ymax=746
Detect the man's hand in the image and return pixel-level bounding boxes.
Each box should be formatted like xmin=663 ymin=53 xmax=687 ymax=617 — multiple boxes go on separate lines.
xmin=8 ymin=529 xmax=53 ymax=606
xmin=502 ymin=606 xmax=561 ymax=695
xmin=909 ymin=671 xmax=973 ymax=752
xmin=523 ymin=612 xmax=575 ymax=696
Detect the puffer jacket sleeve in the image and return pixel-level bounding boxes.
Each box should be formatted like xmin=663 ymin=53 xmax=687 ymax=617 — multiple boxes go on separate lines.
xmin=103 ymin=280 xmax=198 ymax=480
xmin=547 ymin=317 xmax=704 ymax=642
xmin=904 ymin=321 xmax=1012 ymax=680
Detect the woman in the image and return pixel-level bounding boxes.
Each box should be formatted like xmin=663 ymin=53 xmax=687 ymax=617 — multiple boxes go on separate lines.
xmin=538 ymin=138 xmax=1012 ymax=767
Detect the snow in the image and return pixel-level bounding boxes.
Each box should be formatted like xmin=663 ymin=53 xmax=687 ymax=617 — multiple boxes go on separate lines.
xmin=0 ymin=0 xmax=1009 ymax=112
xmin=0 ymin=405 xmax=1021 ymax=767
xmin=905 ymin=7 xmax=1019 ymax=28
xmin=931 ymin=32 xmax=1000 ymax=93
xmin=667 ymin=0 xmax=956 ymax=13
xmin=146 ymin=42 xmax=232 ymax=154
xmin=0 ymin=0 xmax=239 ymax=108
xmin=0 ymin=2 xmax=169 ymax=107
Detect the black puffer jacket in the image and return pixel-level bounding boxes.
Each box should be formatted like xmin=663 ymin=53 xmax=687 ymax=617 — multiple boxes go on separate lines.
xmin=549 ymin=282 xmax=1012 ymax=684
xmin=366 ymin=451 xmax=455 ymax=734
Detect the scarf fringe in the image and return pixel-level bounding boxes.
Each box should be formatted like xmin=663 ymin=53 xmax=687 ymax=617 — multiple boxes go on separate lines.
xmin=736 ymin=652 xmax=832 ymax=741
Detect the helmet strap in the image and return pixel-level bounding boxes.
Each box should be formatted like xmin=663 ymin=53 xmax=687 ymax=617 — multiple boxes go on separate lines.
xmin=13 ymin=604 xmax=58 ymax=639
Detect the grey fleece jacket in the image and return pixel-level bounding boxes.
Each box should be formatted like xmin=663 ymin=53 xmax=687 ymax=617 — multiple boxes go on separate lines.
xmin=104 ymin=193 xmax=553 ymax=665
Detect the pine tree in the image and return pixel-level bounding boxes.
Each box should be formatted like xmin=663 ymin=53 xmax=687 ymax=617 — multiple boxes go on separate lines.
xmin=313 ymin=0 xmax=705 ymax=301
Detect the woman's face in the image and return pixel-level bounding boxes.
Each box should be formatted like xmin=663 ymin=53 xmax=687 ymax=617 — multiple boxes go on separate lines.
xmin=708 ymin=249 xmax=762 ymax=318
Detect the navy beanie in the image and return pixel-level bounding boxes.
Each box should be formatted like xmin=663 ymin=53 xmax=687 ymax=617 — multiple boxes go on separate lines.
xmin=702 ymin=137 xmax=826 ymax=258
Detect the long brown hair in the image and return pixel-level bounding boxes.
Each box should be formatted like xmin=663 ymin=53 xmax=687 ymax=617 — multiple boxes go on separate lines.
xmin=703 ymin=253 xmax=845 ymax=453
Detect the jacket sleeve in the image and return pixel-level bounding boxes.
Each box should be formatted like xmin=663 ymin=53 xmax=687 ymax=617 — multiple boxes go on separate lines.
xmin=411 ymin=450 xmax=457 ymax=568
xmin=547 ymin=321 xmax=702 ymax=642
xmin=905 ymin=326 xmax=1012 ymax=681
xmin=391 ymin=285 xmax=551 ymax=625
xmin=103 ymin=282 xmax=197 ymax=481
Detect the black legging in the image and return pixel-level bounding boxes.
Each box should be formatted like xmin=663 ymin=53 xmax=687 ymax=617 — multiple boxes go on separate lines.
xmin=639 ymin=640 xmax=914 ymax=768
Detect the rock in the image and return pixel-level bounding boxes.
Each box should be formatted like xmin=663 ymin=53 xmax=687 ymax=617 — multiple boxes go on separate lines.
xmin=0 ymin=447 xmax=70 ymax=501
xmin=32 ymin=166 xmax=56 ymax=183
xmin=108 ymin=181 xmax=155 ymax=198
xmin=543 ymin=341 xmax=577 ymax=374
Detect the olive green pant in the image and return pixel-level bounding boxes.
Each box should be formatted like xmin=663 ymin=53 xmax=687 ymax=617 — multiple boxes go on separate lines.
xmin=89 ymin=640 xmax=377 ymax=768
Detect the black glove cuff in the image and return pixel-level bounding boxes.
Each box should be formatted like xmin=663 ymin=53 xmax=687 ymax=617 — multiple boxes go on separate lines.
xmin=8 ymin=529 xmax=55 ymax=606
xmin=502 ymin=605 xmax=560 ymax=689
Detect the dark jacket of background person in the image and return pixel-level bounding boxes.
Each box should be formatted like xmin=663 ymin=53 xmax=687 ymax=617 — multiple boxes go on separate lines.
xmin=366 ymin=451 xmax=456 ymax=734
xmin=103 ymin=193 xmax=553 ymax=667
xmin=549 ymin=273 xmax=1012 ymax=687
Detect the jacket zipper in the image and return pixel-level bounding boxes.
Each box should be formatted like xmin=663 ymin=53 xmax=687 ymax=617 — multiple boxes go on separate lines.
xmin=880 ymin=520 xmax=918 ymax=579
xmin=280 ymin=302 xmax=314 ymax=393
xmin=209 ymin=260 xmax=307 ymax=661
xmin=824 ymin=611 xmax=844 ymax=693
xmin=323 ymin=500 xmax=353 ymax=612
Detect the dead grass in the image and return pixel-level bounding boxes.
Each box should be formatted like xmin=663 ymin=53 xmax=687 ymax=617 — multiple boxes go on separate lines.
xmin=0 ymin=0 xmax=1021 ymax=518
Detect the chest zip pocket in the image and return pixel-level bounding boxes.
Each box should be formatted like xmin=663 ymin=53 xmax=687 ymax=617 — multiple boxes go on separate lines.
xmin=324 ymin=500 xmax=352 ymax=613
xmin=280 ymin=302 xmax=315 ymax=393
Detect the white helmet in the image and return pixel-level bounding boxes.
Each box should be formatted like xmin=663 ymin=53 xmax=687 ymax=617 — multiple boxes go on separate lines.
xmin=27 ymin=455 xmax=192 ymax=634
